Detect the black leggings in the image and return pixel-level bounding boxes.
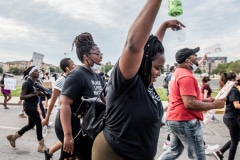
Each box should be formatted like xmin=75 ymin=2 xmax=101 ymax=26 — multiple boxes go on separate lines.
xmin=18 ymin=104 xmax=43 ymax=141
xmin=220 ymin=117 xmax=240 ymax=160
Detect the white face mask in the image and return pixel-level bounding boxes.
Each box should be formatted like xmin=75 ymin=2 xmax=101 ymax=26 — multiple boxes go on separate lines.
xmin=40 ymin=73 xmax=44 ymax=78
xmin=90 ymin=63 xmax=101 ymax=72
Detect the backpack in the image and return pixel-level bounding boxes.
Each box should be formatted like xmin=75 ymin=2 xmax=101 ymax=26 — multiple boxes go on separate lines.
xmin=162 ymin=75 xmax=169 ymax=88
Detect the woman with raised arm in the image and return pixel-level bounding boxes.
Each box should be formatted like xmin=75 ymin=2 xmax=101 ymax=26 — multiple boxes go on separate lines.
xmin=92 ymin=1 xmax=184 ymax=160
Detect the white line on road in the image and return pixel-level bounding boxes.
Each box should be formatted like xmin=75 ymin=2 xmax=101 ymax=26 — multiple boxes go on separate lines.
xmin=0 ymin=126 xmax=20 ymax=130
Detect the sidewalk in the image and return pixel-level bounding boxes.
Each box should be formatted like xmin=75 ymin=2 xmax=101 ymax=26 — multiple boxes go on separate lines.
xmin=0 ymin=96 xmax=20 ymax=106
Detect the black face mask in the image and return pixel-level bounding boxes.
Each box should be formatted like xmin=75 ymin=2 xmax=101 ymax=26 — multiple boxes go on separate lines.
xmin=237 ymin=79 xmax=240 ymax=86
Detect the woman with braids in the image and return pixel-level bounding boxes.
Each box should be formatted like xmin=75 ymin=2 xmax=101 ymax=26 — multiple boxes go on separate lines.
xmin=92 ymin=1 xmax=184 ymax=160
xmin=213 ymin=72 xmax=240 ymax=160
xmin=6 ymin=66 xmax=47 ymax=153
xmin=54 ymin=32 xmax=104 ymax=160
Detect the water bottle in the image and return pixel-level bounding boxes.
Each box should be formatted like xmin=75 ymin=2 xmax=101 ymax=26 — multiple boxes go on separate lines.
xmin=175 ymin=28 xmax=186 ymax=42
xmin=42 ymin=125 xmax=48 ymax=137
xmin=168 ymin=0 xmax=183 ymax=17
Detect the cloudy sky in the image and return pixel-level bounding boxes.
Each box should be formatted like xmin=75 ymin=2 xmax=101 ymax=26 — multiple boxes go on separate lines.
xmin=0 ymin=0 xmax=239 ymax=67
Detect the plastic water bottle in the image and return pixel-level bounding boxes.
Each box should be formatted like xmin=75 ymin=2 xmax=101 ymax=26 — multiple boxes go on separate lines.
xmin=42 ymin=125 xmax=48 ymax=137
xmin=168 ymin=0 xmax=183 ymax=17
xmin=174 ymin=28 xmax=186 ymax=42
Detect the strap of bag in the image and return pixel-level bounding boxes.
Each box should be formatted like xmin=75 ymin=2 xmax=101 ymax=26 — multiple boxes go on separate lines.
xmin=103 ymin=76 xmax=138 ymax=119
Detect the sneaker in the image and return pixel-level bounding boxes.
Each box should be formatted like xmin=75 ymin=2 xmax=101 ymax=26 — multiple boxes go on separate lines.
xmin=19 ymin=113 xmax=27 ymax=118
xmin=48 ymin=121 xmax=54 ymax=127
xmin=205 ymin=144 xmax=219 ymax=155
xmin=211 ymin=116 xmax=220 ymax=123
xmin=213 ymin=151 xmax=223 ymax=160
xmin=162 ymin=140 xmax=170 ymax=150
xmin=44 ymin=148 xmax=53 ymax=160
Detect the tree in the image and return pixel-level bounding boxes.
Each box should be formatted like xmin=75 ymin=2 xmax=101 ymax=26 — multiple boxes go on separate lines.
xmin=194 ymin=68 xmax=202 ymax=74
xmin=212 ymin=63 xmax=228 ymax=75
xmin=9 ymin=67 xmax=21 ymax=75
xmin=49 ymin=67 xmax=56 ymax=73
xmin=101 ymin=63 xmax=114 ymax=74
xmin=226 ymin=62 xmax=240 ymax=74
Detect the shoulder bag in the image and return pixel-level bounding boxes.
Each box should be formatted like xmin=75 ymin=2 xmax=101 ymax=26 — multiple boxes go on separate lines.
xmin=75 ymin=77 xmax=137 ymax=140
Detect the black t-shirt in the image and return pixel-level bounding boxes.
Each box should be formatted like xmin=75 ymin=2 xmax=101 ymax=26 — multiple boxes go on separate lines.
xmin=55 ymin=66 xmax=105 ymax=132
xmin=104 ymin=62 xmax=163 ymax=160
xmin=22 ymin=78 xmax=39 ymax=105
xmin=224 ymin=87 xmax=240 ymax=118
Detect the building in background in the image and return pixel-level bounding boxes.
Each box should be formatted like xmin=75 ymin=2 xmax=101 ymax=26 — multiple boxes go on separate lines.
xmin=197 ymin=56 xmax=227 ymax=73
xmin=1 ymin=60 xmax=57 ymax=74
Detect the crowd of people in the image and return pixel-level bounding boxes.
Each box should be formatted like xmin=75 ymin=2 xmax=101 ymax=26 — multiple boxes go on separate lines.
xmin=2 ymin=0 xmax=240 ymax=160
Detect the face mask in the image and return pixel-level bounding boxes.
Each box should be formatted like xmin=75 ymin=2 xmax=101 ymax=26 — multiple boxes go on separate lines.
xmin=188 ymin=60 xmax=198 ymax=72
xmin=90 ymin=63 xmax=101 ymax=71
xmin=40 ymin=73 xmax=44 ymax=78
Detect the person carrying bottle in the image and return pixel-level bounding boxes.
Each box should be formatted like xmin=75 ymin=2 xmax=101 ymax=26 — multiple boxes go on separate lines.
xmin=6 ymin=66 xmax=47 ymax=153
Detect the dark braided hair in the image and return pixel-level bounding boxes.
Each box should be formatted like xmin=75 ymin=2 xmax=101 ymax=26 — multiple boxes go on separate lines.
xmin=22 ymin=66 xmax=35 ymax=80
xmin=138 ymin=35 xmax=164 ymax=86
xmin=72 ymin=32 xmax=97 ymax=63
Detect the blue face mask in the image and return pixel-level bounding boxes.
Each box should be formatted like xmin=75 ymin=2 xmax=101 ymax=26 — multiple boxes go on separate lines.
xmin=188 ymin=60 xmax=198 ymax=72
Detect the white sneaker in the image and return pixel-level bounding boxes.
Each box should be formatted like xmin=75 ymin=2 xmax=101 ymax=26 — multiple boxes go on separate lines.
xmin=48 ymin=121 xmax=54 ymax=127
xmin=205 ymin=144 xmax=219 ymax=155
xmin=163 ymin=140 xmax=170 ymax=150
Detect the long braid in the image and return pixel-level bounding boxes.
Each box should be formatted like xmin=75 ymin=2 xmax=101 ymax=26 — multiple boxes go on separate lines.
xmin=138 ymin=35 xmax=164 ymax=86
xmin=71 ymin=32 xmax=96 ymax=62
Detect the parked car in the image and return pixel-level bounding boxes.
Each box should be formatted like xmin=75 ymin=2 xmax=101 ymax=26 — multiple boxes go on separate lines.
xmin=6 ymin=73 xmax=15 ymax=77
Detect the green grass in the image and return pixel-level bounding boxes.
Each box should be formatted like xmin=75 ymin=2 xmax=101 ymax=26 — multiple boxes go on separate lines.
xmin=155 ymin=88 xmax=220 ymax=101
xmin=1 ymin=86 xmax=220 ymax=101
xmin=0 ymin=86 xmax=21 ymax=97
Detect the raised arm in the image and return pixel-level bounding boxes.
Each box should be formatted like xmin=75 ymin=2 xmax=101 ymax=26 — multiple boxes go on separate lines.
xmin=198 ymin=53 xmax=207 ymax=66
xmin=155 ymin=20 xmax=185 ymax=42
xmin=119 ymin=0 xmax=162 ymax=80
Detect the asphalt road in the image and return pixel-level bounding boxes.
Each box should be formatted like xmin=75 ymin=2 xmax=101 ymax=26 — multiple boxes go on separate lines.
xmin=0 ymin=104 xmax=238 ymax=160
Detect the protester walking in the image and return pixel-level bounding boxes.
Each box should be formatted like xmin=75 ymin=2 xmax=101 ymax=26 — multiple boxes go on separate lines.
xmin=201 ymin=76 xmax=219 ymax=122
xmin=159 ymin=47 xmax=226 ymax=160
xmin=91 ymin=1 xmax=185 ymax=159
xmin=213 ymin=72 xmax=240 ymax=160
xmin=0 ymin=73 xmax=12 ymax=109
xmin=6 ymin=66 xmax=47 ymax=153
xmin=54 ymin=32 xmax=104 ymax=160
xmin=42 ymin=58 xmax=75 ymax=160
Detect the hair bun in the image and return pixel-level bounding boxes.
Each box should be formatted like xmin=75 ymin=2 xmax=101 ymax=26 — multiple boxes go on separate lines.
xmin=73 ymin=32 xmax=95 ymax=49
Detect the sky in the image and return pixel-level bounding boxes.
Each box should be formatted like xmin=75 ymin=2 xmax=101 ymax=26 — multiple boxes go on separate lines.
xmin=0 ymin=0 xmax=240 ymax=67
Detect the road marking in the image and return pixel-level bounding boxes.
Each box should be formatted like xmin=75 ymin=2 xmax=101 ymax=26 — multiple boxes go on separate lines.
xmin=0 ymin=126 xmax=20 ymax=130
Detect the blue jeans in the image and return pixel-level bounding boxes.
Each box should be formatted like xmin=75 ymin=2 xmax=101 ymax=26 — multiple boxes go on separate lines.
xmin=160 ymin=120 xmax=205 ymax=160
